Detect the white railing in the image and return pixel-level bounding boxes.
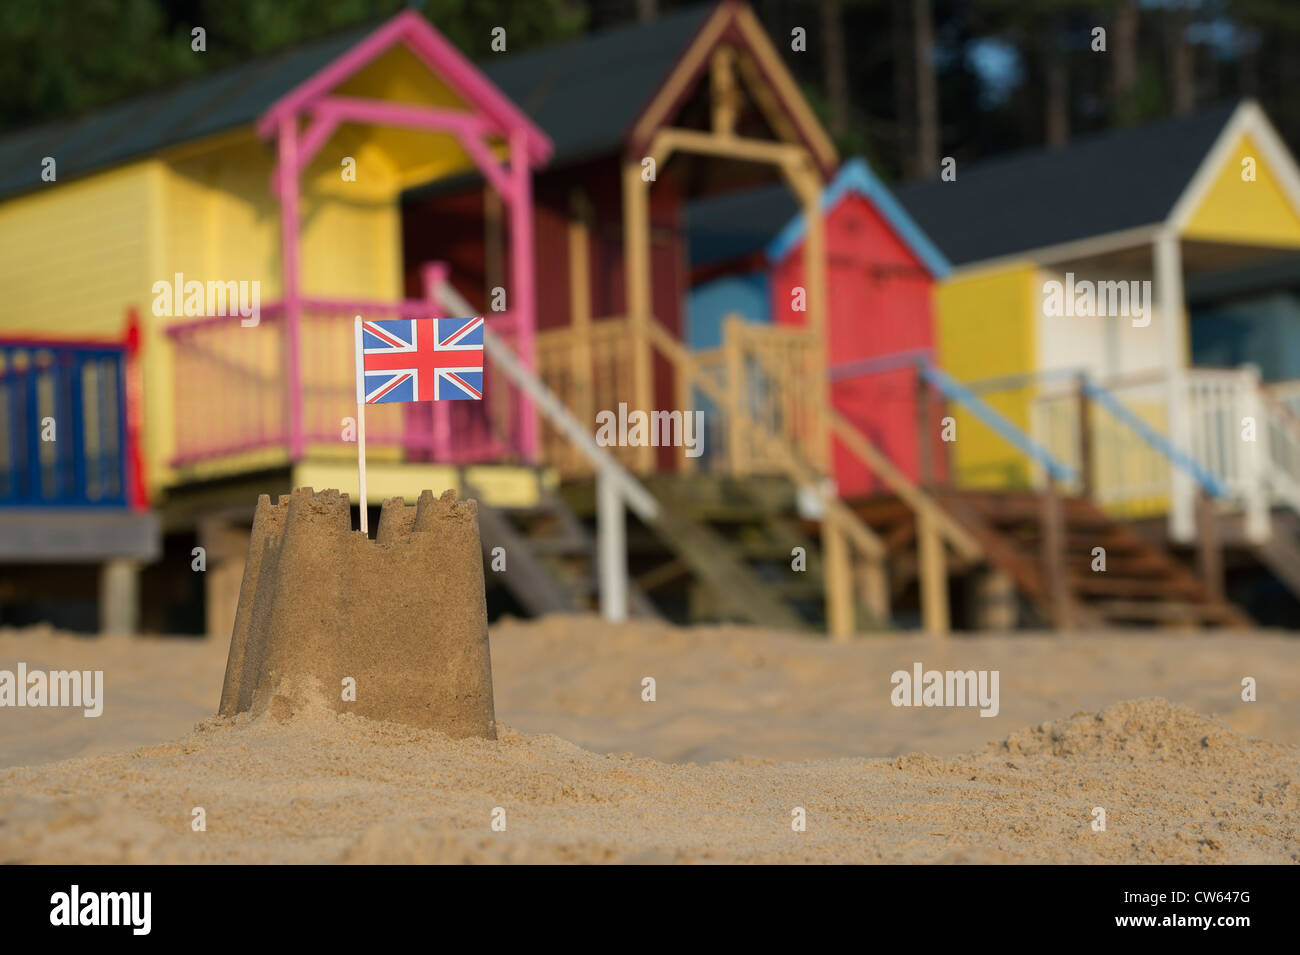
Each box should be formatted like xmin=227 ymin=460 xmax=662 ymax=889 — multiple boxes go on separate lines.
xmin=1025 ymin=366 xmax=1300 ymax=542
xmin=1261 ymin=379 xmax=1300 ymax=514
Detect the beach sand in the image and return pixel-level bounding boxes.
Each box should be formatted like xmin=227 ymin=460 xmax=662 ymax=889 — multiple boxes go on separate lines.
xmin=1 ymin=617 xmax=1297 ymax=863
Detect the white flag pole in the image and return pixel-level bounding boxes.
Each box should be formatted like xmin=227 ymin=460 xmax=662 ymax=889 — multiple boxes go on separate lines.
xmin=353 ymin=316 xmax=368 ymax=535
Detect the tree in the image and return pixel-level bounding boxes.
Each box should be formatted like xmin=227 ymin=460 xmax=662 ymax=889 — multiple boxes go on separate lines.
xmin=1111 ymin=0 xmax=1140 ymax=125
xmin=913 ymin=0 xmax=940 ymax=174
xmin=820 ymin=0 xmax=850 ymax=140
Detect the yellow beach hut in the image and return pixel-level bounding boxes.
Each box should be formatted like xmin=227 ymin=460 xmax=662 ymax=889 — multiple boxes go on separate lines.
xmin=0 ymin=10 xmax=552 ymax=632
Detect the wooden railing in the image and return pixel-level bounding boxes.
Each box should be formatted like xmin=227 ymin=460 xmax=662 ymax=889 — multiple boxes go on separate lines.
xmin=537 ymin=307 xmax=981 ymax=635
xmin=1024 ymin=365 xmax=1300 ymax=541
xmin=643 ymin=316 xmax=979 ymax=637
xmin=535 ymin=317 xmax=638 ymax=476
xmin=689 ymin=316 xmax=825 ymax=476
xmin=167 ymin=298 xmax=529 ymax=471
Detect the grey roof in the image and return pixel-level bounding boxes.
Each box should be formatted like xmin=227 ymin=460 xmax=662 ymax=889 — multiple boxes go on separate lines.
xmin=685 ymin=182 xmax=795 ymax=265
xmin=892 ymin=101 xmax=1241 ymax=266
xmin=0 ymin=5 xmax=713 ymax=203
xmin=481 ymin=5 xmax=712 ymax=167
xmin=0 ymin=23 xmax=375 ymax=201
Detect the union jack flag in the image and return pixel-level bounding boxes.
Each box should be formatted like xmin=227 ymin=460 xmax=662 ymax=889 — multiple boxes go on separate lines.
xmin=353 ymin=316 xmax=484 ymax=403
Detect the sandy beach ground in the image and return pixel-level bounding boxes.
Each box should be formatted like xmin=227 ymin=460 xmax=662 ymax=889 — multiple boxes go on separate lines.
xmin=1 ymin=617 xmax=1297 ymax=863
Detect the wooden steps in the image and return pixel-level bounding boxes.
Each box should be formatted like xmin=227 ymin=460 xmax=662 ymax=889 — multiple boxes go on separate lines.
xmin=937 ymin=489 xmax=1250 ymax=629
xmin=561 ymin=474 xmax=827 ymax=630
xmin=475 ymin=487 xmax=658 ymax=619
xmin=1249 ymin=509 xmax=1300 ymax=600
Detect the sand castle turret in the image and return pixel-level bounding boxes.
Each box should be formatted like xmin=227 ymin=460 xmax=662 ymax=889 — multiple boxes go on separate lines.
xmin=218 ymin=488 xmax=496 ymax=738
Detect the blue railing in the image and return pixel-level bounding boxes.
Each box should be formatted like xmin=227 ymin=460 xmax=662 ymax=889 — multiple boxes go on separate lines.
xmin=0 ymin=340 xmax=129 ymax=507
xmin=1083 ymin=378 xmax=1230 ymax=499
xmin=831 ymin=352 xmax=1231 ymax=500
xmin=918 ymin=364 xmax=1077 ymax=484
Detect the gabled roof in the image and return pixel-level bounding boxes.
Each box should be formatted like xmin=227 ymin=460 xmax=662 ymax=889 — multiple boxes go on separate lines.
xmin=483 ymin=5 xmax=714 ymax=167
xmin=767 ymin=158 xmax=950 ymax=276
xmin=257 ymin=9 xmax=551 ymax=164
xmin=685 ymin=157 xmax=951 ymax=276
xmin=0 ymin=23 xmax=375 ymax=201
xmin=0 ymin=8 xmax=560 ymax=203
xmin=892 ymin=101 xmax=1241 ymax=267
xmin=623 ymin=1 xmax=838 ymax=176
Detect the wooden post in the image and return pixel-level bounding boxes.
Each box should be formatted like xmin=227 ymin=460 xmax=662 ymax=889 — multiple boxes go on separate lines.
xmin=278 ymin=116 xmax=304 ymax=460
xmin=509 ymin=129 xmax=539 ymax=463
xmin=568 ymin=191 xmax=594 ymax=467
xmin=782 ymin=154 xmax=831 ymax=474
xmin=725 ymin=315 xmax=747 ymax=476
xmin=1195 ymin=488 xmax=1224 ymax=601
xmin=1075 ymin=372 xmax=1094 ymax=500
xmin=856 ymin=554 xmax=890 ymax=628
xmin=823 ymin=513 xmax=854 ymax=641
xmin=100 ymin=559 xmax=140 ymax=635
xmin=916 ymin=363 xmax=933 ymax=489
xmin=622 ymin=158 xmax=655 ymax=473
xmin=1155 ymin=230 xmax=1195 ymax=541
xmin=198 ymin=519 xmax=248 ymax=639
xmin=484 ymin=186 xmax=504 ymax=294
xmin=710 ymin=46 xmax=737 ymax=136
xmin=1040 ymin=478 xmax=1072 ymax=629
xmin=917 ymin=508 xmax=950 ymax=635
xmin=973 ymin=568 xmax=1017 ymax=631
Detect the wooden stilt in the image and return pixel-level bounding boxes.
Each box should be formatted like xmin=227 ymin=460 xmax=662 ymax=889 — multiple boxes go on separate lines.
xmin=621 ymin=159 xmax=655 ymax=474
xmin=823 ymin=514 xmax=854 ymax=641
xmin=1195 ymin=488 xmax=1224 ymax=601
xmin=856 ymin=553 xmax=890 ymax=628
xmin=917 ymin=508 xmax=949 ymax=635
xmin=1041 ymin=478 xmax=1070 ymax=629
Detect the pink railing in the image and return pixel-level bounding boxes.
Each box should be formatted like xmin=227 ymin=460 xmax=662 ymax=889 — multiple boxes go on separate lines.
xmin=167 ymin=298 xmax=526 ymax=469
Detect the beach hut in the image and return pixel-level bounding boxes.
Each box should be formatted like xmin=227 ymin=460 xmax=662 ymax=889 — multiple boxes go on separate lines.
xmin=894 ymin=100 xmax=1300 ymax=614
xmin=403 ymin=1 xmax=843 ymax=477
xmin=401 ymin=5 xmax=1251 ymax=634
xmin=403 ymin=2 xmax=951 ymax=637
xmin=683 ymin=157 xmax=953 ymax=498
xmin=767 ymin=158 xmax=951 ymax=498
xmin=0 ymin=10 xmax=552 ymax=631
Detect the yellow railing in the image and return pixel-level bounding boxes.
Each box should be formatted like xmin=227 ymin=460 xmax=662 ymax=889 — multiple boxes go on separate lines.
xmin=536 ymin=316 xmax=638 ymax=476
xmin=688 ymin=317 xmax=825 ymax=475
xmin=535 ymin=309 xmax=979 ymax=637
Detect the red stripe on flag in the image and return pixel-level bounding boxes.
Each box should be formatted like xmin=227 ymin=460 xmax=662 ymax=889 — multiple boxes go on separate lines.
xmin=444 ymin=372 xmax=481 ymax=399
xmin=363 ymin=321 xmax=408 ymax=349
xmin=367 ymin=372 xmax=411 ymax=403
xmin=440 ymin=316 xmax=483 ymax=347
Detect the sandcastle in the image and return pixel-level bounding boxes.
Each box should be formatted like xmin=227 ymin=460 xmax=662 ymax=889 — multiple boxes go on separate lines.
xmin=218 ymin=487 xmax=496 ymax=738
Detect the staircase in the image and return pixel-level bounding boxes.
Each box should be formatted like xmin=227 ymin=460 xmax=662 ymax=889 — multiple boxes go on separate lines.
xmin=939 ymin=490 xmax=1250 ymax=628
xmin=475 ymin=486 xmax=658 ymax=618
xmin=561 ymin=474 xmax=824 ymax=630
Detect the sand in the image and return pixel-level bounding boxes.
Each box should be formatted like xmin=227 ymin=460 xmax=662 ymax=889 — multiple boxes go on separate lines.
xmin=1 ymin=617 xmax=1298 ymax=863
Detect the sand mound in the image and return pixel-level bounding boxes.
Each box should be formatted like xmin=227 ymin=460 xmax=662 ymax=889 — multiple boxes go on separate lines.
xmin=995 ymin=698 xmax=1280 ymax=763
xmin=2 ymin=696 xmax=1295 ymax=864
xmin=218 ymin=487 xmax=495 ymax=738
